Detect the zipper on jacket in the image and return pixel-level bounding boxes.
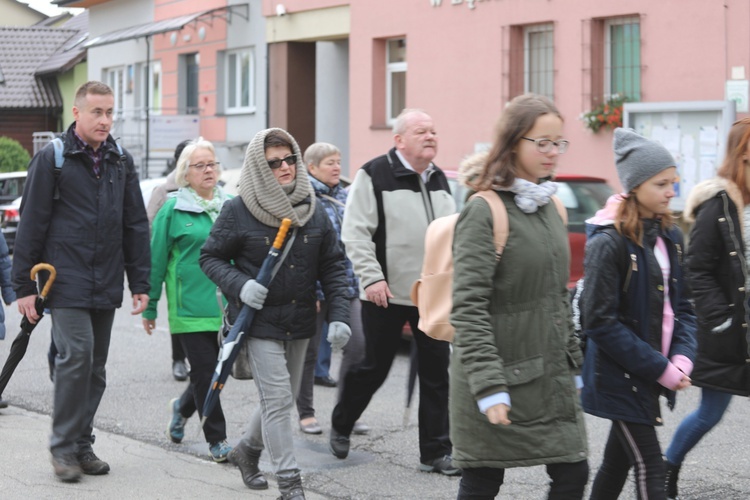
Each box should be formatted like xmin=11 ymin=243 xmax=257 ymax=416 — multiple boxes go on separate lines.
xmin=622 ymin=254 xmax=636 ymax=292
xmin=417 ymin=177 xmax=435 ymax=223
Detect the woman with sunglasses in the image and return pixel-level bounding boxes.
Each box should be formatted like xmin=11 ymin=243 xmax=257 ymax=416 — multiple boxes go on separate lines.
xmin=142 ymin=137 xmax=234 ymax=462
xmin=200 ymin=128 xmax=350 ymax=500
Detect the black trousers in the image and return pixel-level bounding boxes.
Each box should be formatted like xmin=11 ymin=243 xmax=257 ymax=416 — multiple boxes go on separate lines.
xmin=590 ymin=420 xmax=665 ymax=500
xmin=177 ymin=331 xmax=226 ymax=444
xmin=331 ymin=301 xmax=451 ymax=462
xmin=457 ymin=461 xmax=589 ymax=500
xmin=171 ymin=334 xmax=186 ymax=362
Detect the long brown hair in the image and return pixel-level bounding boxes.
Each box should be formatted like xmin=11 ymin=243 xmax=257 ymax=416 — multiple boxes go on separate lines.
xmin=717 ymin=117 xmax=750 ymax=205
xmin=468 ymin=94 xmax=562 ymax=191
xmin=615 ymin=190 xmax=674 ymax=247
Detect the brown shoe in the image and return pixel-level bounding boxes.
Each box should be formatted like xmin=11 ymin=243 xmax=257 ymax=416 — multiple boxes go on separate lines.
xmin=51 ymin=453 xmax=82 ymax=482
xmin=77 ymin=450 xmax=110 ymax=475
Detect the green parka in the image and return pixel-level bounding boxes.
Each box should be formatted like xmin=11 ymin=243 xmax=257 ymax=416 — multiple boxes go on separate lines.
xmin=450 ymin=191 xmax=588 ymax=469
xmin=143 ymin=188 xmax=231 ymax=334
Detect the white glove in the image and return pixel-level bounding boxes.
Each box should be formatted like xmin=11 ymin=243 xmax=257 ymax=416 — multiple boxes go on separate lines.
xmin=327 ymin=321 xmax=351 ymax=350
xmin=240 ymin=279 xmax=268 ymax=310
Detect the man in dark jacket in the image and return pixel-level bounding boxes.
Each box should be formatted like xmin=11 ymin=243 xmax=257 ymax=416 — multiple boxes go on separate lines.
xmin=12 ymin=81 xmax=150 ymax=483
xmin=329 ymin=109 xmax=460 ymax=475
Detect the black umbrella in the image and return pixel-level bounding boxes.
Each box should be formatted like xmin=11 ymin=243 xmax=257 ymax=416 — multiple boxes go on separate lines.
xmin=201 ymin=219 xmax=292 ymax=423
xmin=0 ymin=263 xmax=57 ymax=401
xmin=403 ymin=334 xmax=419 ymax=427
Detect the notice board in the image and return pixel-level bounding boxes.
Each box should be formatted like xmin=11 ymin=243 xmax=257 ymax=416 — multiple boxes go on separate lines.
xmin=623 ymin=100 xmax=736 ymax=211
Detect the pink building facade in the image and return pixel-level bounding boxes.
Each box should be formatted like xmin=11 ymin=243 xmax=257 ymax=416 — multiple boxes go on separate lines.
xmin=266 ymin=0 xmax=750 ymax=188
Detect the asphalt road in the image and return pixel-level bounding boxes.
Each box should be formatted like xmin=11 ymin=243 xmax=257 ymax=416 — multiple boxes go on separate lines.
xmin=1 ymin=299 xmax=749 ymax=499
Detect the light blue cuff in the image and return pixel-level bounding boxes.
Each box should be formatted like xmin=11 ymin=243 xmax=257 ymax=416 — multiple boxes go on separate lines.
xmin=477 ymin=392 xmax=511 ymax=414
xmin=575 ymin=375 xmax=583 ymax=390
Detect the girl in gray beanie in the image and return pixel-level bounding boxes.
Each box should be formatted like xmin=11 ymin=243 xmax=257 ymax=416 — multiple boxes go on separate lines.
xmin=581 ymin=128 xmax=696 ymax=499
xmin=200 ymin=128 xmax=352 ymax=500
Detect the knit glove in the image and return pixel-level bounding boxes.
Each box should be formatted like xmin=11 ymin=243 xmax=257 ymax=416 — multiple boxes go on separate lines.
xmin=240 ymin=279 xmax=269 ymax=310
xmin=327 ymin=321 xmax=351 ymax=350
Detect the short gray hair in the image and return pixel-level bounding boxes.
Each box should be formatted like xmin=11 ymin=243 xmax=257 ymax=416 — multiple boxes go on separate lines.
xmin=392 ymin=108 xmax=429 ymax=135
xmin=304 ymin=142 xmax=340 ymax=168
xmin=174 ymin=137 xmax=220 ymax=187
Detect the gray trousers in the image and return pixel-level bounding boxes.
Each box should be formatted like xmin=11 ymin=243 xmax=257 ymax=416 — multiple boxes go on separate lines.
xmin=296 ymin=298 xmax=365 ymax=419
xmin=49 ymin=308 xmax=115 ymax=457
xmin=242 ymin=336 xmax=309 ymax=473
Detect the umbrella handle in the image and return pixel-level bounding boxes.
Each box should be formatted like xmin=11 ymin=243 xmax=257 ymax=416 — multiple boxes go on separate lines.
xmin=31 ymin=263 xmax=56 ymax=299
xmin=273 ymin=219 xmax=292 ymax=250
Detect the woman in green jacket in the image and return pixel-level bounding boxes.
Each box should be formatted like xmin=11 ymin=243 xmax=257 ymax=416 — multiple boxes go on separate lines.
xmin=142 ymin=138 xmax=233 ymax=463
xmin=450 ymin=94 xmax=588 ymax=499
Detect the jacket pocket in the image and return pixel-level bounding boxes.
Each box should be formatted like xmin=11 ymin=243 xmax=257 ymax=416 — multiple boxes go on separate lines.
xmin=505 ymin=355 xmax=546 ymax=423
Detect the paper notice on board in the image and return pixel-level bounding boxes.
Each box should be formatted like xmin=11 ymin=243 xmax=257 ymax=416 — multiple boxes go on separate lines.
xmin=651 ymin=125 xmax=681 ymax=159
xmin=699 ymin=127 xmax=719 ymax=157
xmin=700 ymin=158 xmax=716 ymax=180
xmin=680 ymin=157 xmax=698 ymax=197
xmin=680 ymin=134 xmax=695 ymax=158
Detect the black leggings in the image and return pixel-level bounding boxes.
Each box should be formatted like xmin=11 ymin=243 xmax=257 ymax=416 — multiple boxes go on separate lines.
xmin=590 ymin=420 xmax=665 ymax=500
xmin=457 ymin=460 xmax=589 ymax=499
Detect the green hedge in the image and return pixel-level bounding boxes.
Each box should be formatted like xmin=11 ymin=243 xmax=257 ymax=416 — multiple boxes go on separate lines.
xmin=0 ymin=137 xmax=31 ymax=173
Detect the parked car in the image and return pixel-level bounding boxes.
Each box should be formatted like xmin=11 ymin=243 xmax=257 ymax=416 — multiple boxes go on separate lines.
xmin=0 ymin=171 xmax=27 ymax=205
xmin=0 ymin=196 xmax=21 ymax=253
xmin=444 ymin=170 xmax=614 ymax=287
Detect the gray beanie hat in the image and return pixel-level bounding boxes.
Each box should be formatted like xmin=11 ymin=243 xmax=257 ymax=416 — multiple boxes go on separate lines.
xmin=613 ymin=128 xmax=676 ymax=192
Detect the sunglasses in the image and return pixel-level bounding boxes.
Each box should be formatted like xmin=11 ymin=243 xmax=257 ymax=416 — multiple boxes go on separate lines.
xmin=267 ymin=154 xmax=298 ymax=170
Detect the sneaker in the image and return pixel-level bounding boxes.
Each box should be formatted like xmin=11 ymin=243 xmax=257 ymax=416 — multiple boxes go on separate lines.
xmin=51 ymin=453 xmax=82 ymax=482
xmin=352 ymin=420 xmax=371 ymax=435
xmin=209 ymin=440 xmax=233 ymax=463
xmin=419 ymin=455 xmax=462 ymax=476
xmin=167 ymin=397 xmax=187 ymax=443
xmin=77 ymin=450 xmax=110 ymax=475
xmin=172 ymin=360 xmax=188 ymax=381
xmin=329 ymin=427 xmax=350 ymax=459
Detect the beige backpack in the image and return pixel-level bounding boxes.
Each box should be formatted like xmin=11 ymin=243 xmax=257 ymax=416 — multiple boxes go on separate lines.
xmin=410 ymin=190 xmax=567 ymax=342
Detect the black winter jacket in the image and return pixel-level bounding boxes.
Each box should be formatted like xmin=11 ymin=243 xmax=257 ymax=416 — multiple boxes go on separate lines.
xmin=12 ymin=125 xmax=150 ymax=308
xmin=581 ymin=219 xmax=697 ymax=425
xmin=683 ymin=178 xmax=750 ymax=396
xmin=200 ymin=196 xmax=349 ymax=341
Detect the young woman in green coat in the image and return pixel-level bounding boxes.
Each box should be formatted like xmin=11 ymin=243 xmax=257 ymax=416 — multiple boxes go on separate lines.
xmin=141 ymin=138 xmax=233 ymax=462
xmin=450 ymin=94 xmax=588 ymax=499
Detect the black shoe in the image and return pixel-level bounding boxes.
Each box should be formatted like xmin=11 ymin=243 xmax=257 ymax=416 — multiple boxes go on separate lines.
xmin=227 ymin=442 xmax=268 ymax=490
xmin=314 ymin=375 xmax=337 ymax=388
xmin=51 ymin=453 xmax=82 ymax=482
xmin=77 ymin=450 xmax=110 ymax=475
xmin=665 ymin=460 xmax=681 ymax=500
xmin=419 ymin=455 xmax=461 ymax=476
xmin=277 ymin=468 xmax=305 ymax=500
xmin=172 ymin=360 xmax=188 ymax=381
xmin=0 ymin=398 xmax=7 ymax=409
xmin=329 ymin=427 xmax=350 ymax=459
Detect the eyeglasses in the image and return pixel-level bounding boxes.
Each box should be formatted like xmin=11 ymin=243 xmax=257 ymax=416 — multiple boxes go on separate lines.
xmin=521 ymin=137 xmax=569 ymax=154
xmin=267 ymin=154 xmax=298 ymax=170
xmin=189 ymin=161 xmax=221 ymax=171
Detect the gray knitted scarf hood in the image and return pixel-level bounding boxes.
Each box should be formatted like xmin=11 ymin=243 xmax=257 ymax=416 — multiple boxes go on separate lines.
xmin=238 ymin=128 xmax=315 ymax=228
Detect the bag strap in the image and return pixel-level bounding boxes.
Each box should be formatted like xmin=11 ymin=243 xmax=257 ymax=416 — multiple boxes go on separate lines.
xmin=320 ymin=194 xmax=345 ymax=207
xmin=470 ymin=191 xmax=509 ymax=262
xmin=551 ymin=195 xmax=568 ymax=226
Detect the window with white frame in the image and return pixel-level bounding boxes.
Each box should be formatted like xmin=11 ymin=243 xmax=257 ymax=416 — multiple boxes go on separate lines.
xmin=524 ymin=24 xmax=554 ymax=100
xmin=605 ymin=16 xmax=641 ymax=101
xmin=225 ymin=48 xmax=255 ymax=113
xmin=104 ymin=66 xmax=124 ymax=113
xmin=386 ymin=38 xmax=406 ymax=125
xmin=134 ymin=62 xmax=162 ymax=115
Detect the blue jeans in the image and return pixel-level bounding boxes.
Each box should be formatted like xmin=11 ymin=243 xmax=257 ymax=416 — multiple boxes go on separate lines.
xmin=665 ymin=387 xmax=733 ymax=465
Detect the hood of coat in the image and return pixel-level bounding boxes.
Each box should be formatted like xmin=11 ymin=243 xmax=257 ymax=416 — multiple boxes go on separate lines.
xmin=683 ymin=177 xmax=744 ymax=224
